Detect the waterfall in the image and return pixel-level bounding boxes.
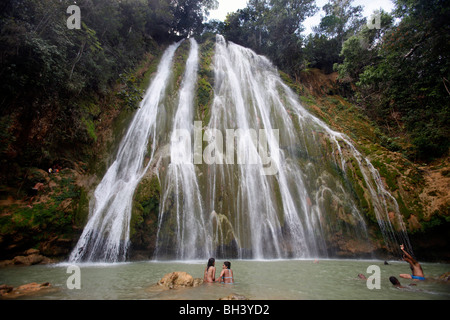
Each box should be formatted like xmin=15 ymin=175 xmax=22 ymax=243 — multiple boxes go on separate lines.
xmin=70 ymin=35 xmax=412 ymax=262
xmin=153 ymin=39 xmax=211 ymax=260
xmin=69 ymin=41 xmax=182 ymax=262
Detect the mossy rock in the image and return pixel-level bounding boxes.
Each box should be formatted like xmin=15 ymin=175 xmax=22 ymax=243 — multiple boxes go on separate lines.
xmin=0 ymin=168 xmax=83 ymax=259
xmin=129 ymin=172 xmax=161 ymax=259
xmin=196 ymin=36 xmax=215 ymax=123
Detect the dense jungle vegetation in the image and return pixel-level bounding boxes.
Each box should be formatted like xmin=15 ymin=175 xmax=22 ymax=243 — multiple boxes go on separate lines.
xmin=1 ymin=0 xmax=448 ymax=178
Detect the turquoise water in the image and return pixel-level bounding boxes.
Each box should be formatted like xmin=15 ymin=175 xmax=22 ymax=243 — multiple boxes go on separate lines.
xmin=1 ymin=259 xmax=449 ymax=300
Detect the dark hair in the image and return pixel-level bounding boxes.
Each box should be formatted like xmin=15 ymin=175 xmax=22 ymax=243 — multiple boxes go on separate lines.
xmin=389 ymin=276 xmax=400 ymax=286
xmin=207 ymin=258 xmax=215 ymax=270
xmin=224 ymin=261 xmax=231 ymax=269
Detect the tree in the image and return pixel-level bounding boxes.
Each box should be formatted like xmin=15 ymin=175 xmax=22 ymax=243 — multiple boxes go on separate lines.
xmin=224 ymin=0 xmax=317 ymax=76
xmin=335 ymin=0 xmax=450 ymax=160
xmin=335 ymin=10 xmax=394 ymax=83
xmin=304 ymin=0 xmax=365 ymax=74
xmin=315 ymin=0 xmax=365 ymax=44
xmin=303 ymin=34 xmax=341 ymax=73
xmin=223 ymin=0 xmax=269 ymax=53
xmin=170 ymin=0 xmax=218 ymax=37
xmin=0 ymin=0 xmax=222 ymax=171
xmin=265 ymin=0 xmax=317 ymax=73
xmin=146 ymin=0 xmax=175 ymax=42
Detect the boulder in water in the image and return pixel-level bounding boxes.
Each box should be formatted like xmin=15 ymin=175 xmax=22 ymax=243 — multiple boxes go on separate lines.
xmin=157 ymin=272 xmax=203 ymax=289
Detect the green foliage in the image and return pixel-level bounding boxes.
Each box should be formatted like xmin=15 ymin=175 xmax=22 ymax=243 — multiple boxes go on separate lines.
xmin=223 ymin=0 xmax=317 ymax=76
xmin=371 ymin=160 xmax=400 ymax=191
xmin=335 ymin=0 xmax=450 ymax=161
xmin=170 ymin=0 xmax=218 ymax=37
xmin=197 ymin=78 xmax=213 ymax=109
xmin=117 ymin=73 xmax=144 ymax=111
xmin=0 ymin=0 xmax=216 ymax=172
xmin=130 ymin=175 xmax=161 ymax=248
xmin=418 ymin=213 xmax=450 ymax=233
xmin=316 ymin=0 xmax=365 ymax=41
xmin=303 ymin=0 xmax=366 ymax=74
xmin=0 ymin=171 xmax=82 ymax=242
xmin=196 ymin=36 xmax=216 ymax=121
xmin=303 ymin=34 xmax=341 ymax=74
xmin=82 ymin=117 xmax=97 ymax=142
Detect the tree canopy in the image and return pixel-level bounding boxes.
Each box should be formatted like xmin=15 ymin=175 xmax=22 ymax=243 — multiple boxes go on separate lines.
xmin=222 ymin=0 xmax=318 ymax=74
xmin=0 ymin=0 xmax=217 ymax=171
xmin=335 ymin=0 xmax=450 ymax=160
xmin=0 ymin=0 xmax=448 ymax=171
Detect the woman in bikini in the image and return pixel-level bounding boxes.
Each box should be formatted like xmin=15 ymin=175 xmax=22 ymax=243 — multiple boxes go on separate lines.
xmin=204 ymin=258 xmax=216 ymax=283
xmin=216 ymin=261 xmax=234 ymax=284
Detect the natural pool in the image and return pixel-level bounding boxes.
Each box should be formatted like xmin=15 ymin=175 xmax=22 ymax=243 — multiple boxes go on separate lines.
xmin=1 ymin=259 xmax=449 ymax=300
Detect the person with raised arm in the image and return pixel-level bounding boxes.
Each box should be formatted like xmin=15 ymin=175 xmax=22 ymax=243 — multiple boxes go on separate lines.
xmin=399 ymin=244 xmax=425 ymax=281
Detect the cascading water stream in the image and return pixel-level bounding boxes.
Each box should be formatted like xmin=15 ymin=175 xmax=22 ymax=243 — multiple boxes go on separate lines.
xmin=70 ymin=35 xmax=412 ymax=262
xmin=153 ymin=39 xmax=212 ymax=260
xmin=204 ymin=35 xmax=318 ymax=259
xmin=69 ymin=41 xmax=182 ymax=262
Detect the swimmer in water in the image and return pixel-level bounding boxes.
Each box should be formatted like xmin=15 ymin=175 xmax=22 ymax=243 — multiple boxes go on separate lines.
xmin=204 ymin=258 xmax=216 ymax=283
xmin=216 ymin=261 xmax=234 ymax=284
xmin=390 ymin=276 xmax=406 ymax=288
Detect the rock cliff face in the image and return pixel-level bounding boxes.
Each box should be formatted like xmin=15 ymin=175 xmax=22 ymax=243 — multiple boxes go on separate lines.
xmin=1 ymin=42 xmax=448 ymax=263
xmin=0 ymin=164 xmax=90 ymax=262
xmin=0 ymin=46 xmax=163 ymax=264
xmin=129 ymin=171 xmax=161 ymax=260
xmin=292 ymin=68 xmax=450 ymax=261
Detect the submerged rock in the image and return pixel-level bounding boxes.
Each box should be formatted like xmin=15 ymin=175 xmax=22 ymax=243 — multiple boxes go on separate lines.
xmin=219 ymin=294 xmax=249 ymax=300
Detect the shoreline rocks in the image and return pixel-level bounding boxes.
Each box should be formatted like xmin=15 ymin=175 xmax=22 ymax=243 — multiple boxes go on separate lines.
xmin=0 ymin=282 xmax=56 ymax=299
xmin=0 ymin=248 xmax=55 ymax=267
